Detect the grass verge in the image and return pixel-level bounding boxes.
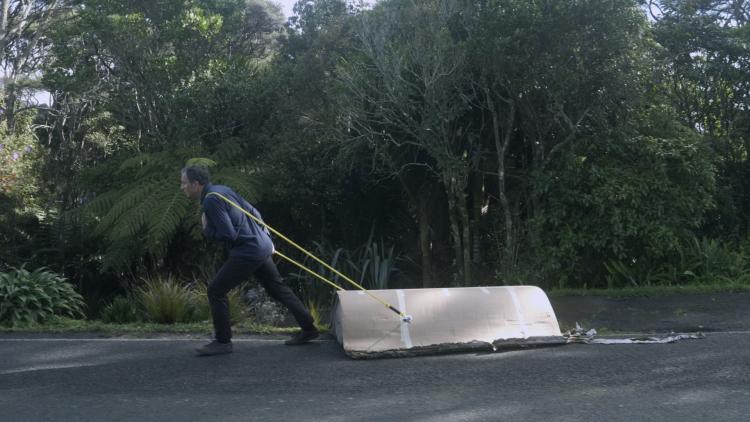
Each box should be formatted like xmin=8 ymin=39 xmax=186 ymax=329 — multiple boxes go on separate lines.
xmin=0 ymin=318 xmax=311 ymax=336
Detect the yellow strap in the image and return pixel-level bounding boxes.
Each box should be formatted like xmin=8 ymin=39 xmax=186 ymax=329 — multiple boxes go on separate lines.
xmin=204 ymin=191 xmax=405 ymax=318
xmin=273 ymin=250 xmax=345 ymax=292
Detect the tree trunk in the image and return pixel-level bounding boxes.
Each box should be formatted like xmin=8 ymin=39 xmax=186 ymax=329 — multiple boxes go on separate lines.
xmin=470 ymin=173 xmax=483 ymax=265
xmin=457 ymin=191 xmax=472 ymax=286
xmin=445 ymin=175 xmax=464 ymax=283
xmin=5 ymin=83 xmax=16 ymax=134
xmin=444 ymin=170 xmax=473 ymax=286
xmin=401 ymin=173 xmax=435 ymax=288
xmin=417 ymin=194 xmax=433 ymax=287
xmin=488 ymin=92 xmax=515 ymax=262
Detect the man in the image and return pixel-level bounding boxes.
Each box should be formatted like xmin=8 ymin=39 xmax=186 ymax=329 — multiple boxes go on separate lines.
xmin=180 ymin=165 xmax=319 ymax=356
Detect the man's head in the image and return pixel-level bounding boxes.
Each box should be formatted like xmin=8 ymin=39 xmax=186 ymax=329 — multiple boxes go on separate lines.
xmin=180 ymin=165 xmax=210 ymax=200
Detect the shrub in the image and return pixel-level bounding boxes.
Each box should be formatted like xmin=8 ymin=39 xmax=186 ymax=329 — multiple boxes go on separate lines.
xmin=602 ymin=235 xmax=750 ymax=288
xmin=532 ymin=127 xmax=715 ymax=288
xmin=101 ymin=296 xmax=140 ymax=324
xmin=136 ymin=275 xmax=192 ymax=324
xmin=603 ymin=259 xmax=663 ymax=288
xmin=0 ymin=266 xmax=85 ymax=326
xmin=687 ymin=236 xmax=749 ymax=282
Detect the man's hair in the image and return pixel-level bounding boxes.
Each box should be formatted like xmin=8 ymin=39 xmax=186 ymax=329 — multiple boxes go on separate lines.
xmin=181 ymin=165 xmax=210 ymax=185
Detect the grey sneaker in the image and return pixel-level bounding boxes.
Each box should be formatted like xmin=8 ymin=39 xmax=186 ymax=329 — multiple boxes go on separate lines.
xmin=195 ymin=340 xmax=233 ymax=356
xmin=285 ymin=329 xmax=319 ymax=345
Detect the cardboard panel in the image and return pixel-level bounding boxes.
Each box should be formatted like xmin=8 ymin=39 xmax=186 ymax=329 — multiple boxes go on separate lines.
xmin=332 ymin=286 xmax=563 ymax=357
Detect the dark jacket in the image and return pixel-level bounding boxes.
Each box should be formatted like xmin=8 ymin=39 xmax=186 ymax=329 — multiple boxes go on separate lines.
xmin=201 ymin=184 xmax=274 ymax=260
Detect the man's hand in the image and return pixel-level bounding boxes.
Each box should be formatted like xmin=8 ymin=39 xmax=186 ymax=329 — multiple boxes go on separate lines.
xmin=201 ymin=213 xmax=207 ymax=230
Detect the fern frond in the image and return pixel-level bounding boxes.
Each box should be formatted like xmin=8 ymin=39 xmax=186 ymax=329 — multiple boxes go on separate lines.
xmin=79 ymin=190 xmax=120 ymax=218
xmin=94 ymin=180 xmax=162 ymax=237
xmin=108 ymin=180 xmax=172 ymax=240
xmin=79 ymin=158 xmax=124 ymax=189
xmin=119 ymin=153 xmax=152 ymax=173
xmin=145 ymin=187 xmax=190 ymax=257
xmin=212 ymin=166 xmax=263 ymax=203
xmin=118 ymin=151 xmax=184 ymax=181
xmin=133 ymin=152 xmax=176 ymax=180
xmin=102 ymin=236 xmax=141 ymax=270
xmin=209 ymin=138 xmax=245 ymax=166
xmin=186 ymin=157 xmax=217 ymax=168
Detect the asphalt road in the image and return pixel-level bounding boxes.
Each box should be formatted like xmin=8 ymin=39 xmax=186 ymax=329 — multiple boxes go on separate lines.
xmin=1 ymin=332 xmax=748 ymax=422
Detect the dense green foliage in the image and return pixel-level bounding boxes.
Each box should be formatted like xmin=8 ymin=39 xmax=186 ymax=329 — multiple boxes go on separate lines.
xmin=534 ymin=110 xmax=716 ymax=287
xmin=1 ymin=0 xmax=749 ymax=314
xmin=101 ymin=296 xmax=140 ymax=324
xmin=0 ymin=267 xmax=85 ymax=326
xmin=102 ymin=277 xmax=247 ymax=325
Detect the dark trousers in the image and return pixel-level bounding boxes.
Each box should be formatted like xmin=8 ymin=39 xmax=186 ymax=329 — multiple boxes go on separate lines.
xmin=208 ymin=255 xmax=315 ymax=343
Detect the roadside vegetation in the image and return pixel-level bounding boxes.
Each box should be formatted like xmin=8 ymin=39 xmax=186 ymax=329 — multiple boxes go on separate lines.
xmin=1 ymin=1 xmax=749 ymax=332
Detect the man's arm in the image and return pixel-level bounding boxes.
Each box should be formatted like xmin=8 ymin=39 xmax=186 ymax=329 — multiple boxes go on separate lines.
xmin=202 ymin=196 xmax=238 ymax=242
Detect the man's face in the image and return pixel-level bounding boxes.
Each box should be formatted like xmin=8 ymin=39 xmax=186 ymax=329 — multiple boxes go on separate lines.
xmin=180 ymin=172 xmax=203 ymax=200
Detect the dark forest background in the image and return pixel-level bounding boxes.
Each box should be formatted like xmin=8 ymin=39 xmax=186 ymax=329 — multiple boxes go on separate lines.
xmin=2 ymin=0 xmax=749 ymax=313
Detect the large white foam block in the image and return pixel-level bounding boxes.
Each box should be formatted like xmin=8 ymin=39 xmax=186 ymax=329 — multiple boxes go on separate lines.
xmin=331 ymin=286 xmax=563 ymax=358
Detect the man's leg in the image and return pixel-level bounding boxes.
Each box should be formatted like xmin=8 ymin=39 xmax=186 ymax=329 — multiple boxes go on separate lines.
xmin=207 ymin=256 xmax=257 ymax=343
xmin=254 ymin=256 xmax=316 ymax=333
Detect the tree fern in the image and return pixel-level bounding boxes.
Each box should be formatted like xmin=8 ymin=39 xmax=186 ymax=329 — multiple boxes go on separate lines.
xmin=78 ymin=157 xmax=123 ymax=191
xmin=79 ymin=190 xmax=120 ymax=217
xmin=109 ymin=186 xmax=159 ymax=239
xmin=212 ymin=166 xmax=262 ymax=204
xmin=145 ymin=187 xmax=190 ymax=257
xmin=186 ymin=157 xmax=217 ymax=168
xmin=93 ymin=180 xmax=161 ymax=238
xmin=209 ymin=137 xmax=245 ymax=165
xmin=102 ymin=236 xmax=142 ymax=270
xmin=104 ymin=180 xmax=183 ymax=267
xmin=69 ymin=142 xmax=265 ymax=271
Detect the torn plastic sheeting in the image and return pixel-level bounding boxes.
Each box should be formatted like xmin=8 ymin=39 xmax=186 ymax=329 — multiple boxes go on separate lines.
xmin=585 ymin=334 xmax=705 ymax=344
xmin=564 ymin=322 xmax=706 ymax=344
